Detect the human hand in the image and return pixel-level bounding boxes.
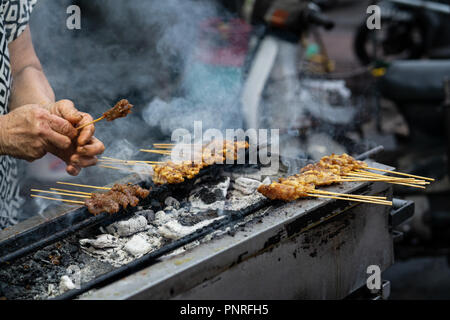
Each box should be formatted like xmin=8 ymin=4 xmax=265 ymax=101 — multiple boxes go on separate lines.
xmin=0 ymin=104 xmax=76 ymax=161
xmin=45 ymin=99 xmax=105 ymax=175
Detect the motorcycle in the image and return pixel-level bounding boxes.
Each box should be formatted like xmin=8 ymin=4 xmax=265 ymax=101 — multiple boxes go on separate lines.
xmin=354 ymin=0 xmax=450 ymax=65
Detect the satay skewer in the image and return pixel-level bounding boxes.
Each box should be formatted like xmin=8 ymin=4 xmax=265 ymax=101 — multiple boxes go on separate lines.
xmin=99 ymin=162 xmax=156 ymax=167
xmin=364 ymin=166 xmax=434 ymax=182
xmin=31 ymin=194 xmax=85 ymax=205
xmin=56 ymin=182 xmax=111 ymax=190
xmin=77 ymin=115 xmax=105 ymax=131
xmin=354 ymin=170 xmax=430 ymax=184
xmin=99 ymin=165 xmax=153 ymax=174
xmin=346 ymin=171 xmax=429 ymax=186
xmin=305 ymin=193 xmax=391 ymax=206
xmin=30 ymin=189 xmax=90 ymax=198
xmin=100 ymin=157 xmax=163 ymax=164
xmin=345 ymin=172 xmax=427 ymax=184
xmin=140 ymin=149 xmax=173 ymax=155
xmin=77 ymin=99 xmax=133 ymax=131
xmin=50 ymin=188 xmax=92 ymax=195
xmin=311 ymin=189 xmax=388 ymax=200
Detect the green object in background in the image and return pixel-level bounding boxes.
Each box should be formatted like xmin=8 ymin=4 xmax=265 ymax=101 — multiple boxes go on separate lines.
xmin=305 ymin=43 xmax=320 ymax=59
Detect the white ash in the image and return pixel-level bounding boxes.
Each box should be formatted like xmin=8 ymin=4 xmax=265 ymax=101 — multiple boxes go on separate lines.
xmin=188 ymin=177 xmax=231 ymax=211
xmin=59 ymin=275 xmax=76 ymax=293
xmin=233 ymin=177 xmax=262 ymax=195
xmin=47 ymin=284 xmax=56 ymax=297
xmin=136 ymin=209 xmax=155 ymax=223
xmin=154 ymin=210 xmax=173 ymax=225
xmin=161 ymin=240 xmax=201 ymax=260
xmin=158 ymin=217 xmax=223 ymax=240
xmin=124 ymin=234 xmax=161 ymax=257
xmin=79 ymin=234 xmax=119 ymax=249
xmin=106 ymin=215 xmax=149 ymax=237
xmin=164 ymin=196 xmax=180 ymax=209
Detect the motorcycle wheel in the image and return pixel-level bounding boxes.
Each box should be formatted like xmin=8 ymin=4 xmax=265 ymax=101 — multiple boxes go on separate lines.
xmin=353 ymin=19 xmax=427 ymax=65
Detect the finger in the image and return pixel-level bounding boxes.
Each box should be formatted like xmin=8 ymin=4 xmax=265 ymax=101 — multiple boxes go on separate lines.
xmin=66 ymin=164 xmax=81 ymax=176
xmin=47 ymin=114 xmax=77 ymax=140
xmin=75 ymin=137 xmax=105 ymax=156
xmin=42 ymin=126 xmax=73 ymax=150
xmin=69 ymin=154 xmax=99 ymax=168
xmin=52 ymin=100 xmax=83 ymax=125
xmin=77 ymin=113 xmax=96 ymax=146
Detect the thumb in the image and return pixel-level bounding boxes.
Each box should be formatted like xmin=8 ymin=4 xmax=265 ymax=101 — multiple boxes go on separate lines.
xmin=54 ymin=99 xmax=83 ymax=125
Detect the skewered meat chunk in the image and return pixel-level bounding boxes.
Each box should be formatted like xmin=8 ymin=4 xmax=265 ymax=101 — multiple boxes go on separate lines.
xmin=85 ymin=194 xmax=120 ymax=215
xmin=109 ymin=191 xmax=130 ymax=209
xmin=129 ymin=184 xmax=151 ymax=198
xmin=153 ymin=162 xmax=186 ymax=185
xmin=103 ymin=99 xmax=133 ymax=121
xmin=258 ymin=153 xmax=367 ymax=201
xmin=257 ymin=183 xmax=309 ymax=201
xmin=84 ymin=183 xmax=150 ymax=215
xmin=152 ymin=140 xmax=249 ymax=185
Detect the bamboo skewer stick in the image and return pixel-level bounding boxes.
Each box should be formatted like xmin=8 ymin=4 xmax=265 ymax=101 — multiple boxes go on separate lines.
xmin=99 ymin=165 xmax=153 ymax=174
xmin=364 ymin=166 xmax=434 ymax=181
xmin=56 ymin=182 xmax=111 ymax=190
xmin=31 ymin=194 xmax=85 ymax=205
xmin=100 ymin=158 xmax=162 ymax=164
xmin=99 ymin=162 xmax=156 ymax=167
xmin=306 ymin=193 xmax=391 ymax=206
xmin=352 ymin=171 xmax=429 ymax=185
xmin=77 ymin=115 xmax=105 ymax=131
xmin=139 ymin=149 xmax=172 ymax=155
xmin=153 ymin=143 xmax=203 ymax=146
xmin=310 ymin=191 xmax=391 ymax=205
xmin=30 ymin=189 xmax=90 ymax=198
xmin=349 ymin=171 xmax=429 ymax=186
xmin=356 ymin=169 xmax=430 ymax=183
xmin=311 ymin=190 xmax=387 ymax=200
xmin=346 ymin=172 xmax=426 ymax=184
xmin=50 ymin=188 xmax=92 ymax=195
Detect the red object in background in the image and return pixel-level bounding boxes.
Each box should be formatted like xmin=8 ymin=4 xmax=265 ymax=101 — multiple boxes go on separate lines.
xmin=270 ymin=9 xmax=290 ymax=28
xmin=196 ymin=18 xmax=252 ymax=67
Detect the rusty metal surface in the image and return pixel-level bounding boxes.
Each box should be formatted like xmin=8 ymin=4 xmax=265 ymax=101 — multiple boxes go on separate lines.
xmin=82 ymin=162 xmax=395 ymax=300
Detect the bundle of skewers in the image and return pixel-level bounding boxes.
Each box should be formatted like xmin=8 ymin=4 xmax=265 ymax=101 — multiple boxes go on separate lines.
xmin=257 ymin=153 xmax=434 ymax=206
xmin=97 ymin=140 xmax=250 ymax=185
xmin=31 ymin=182 xmax=150 ymax=215
xmin=30 ymin=141 xmax=249 ymax=215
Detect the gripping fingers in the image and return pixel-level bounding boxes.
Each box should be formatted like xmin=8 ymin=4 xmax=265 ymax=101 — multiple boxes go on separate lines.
xmin=76 ymin=137 xmax=105 ymax=156
xmin=77 ymin=113 xmax=95 ymax=146
xmin=66 ymin=164 xmax=81 ymax=176
xmin=69 ymin=154 xmax=99 ymax=168
xmin=43 ymin=126 xmax=72 ymax=150
xmin=47 ymin=114 xmax=77 ymax=140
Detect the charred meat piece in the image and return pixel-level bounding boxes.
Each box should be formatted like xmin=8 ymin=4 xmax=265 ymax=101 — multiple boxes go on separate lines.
xmin=85 ymin=194 xmax=120 ymax=215
xmin=103 ymin=99 xmax=133 ymax=121
xmin=84 ymin=184 xmax=150 ymax=215
xmin=129 ymin=184 xmax=151 ymax=198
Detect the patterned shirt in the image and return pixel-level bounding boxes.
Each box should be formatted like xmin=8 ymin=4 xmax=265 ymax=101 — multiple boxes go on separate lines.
xmin=0 ymin=0 xmax=37 ymax=229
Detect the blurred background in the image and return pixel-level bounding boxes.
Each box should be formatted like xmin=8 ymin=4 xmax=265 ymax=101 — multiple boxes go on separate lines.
xmin=17 ymin=0 xmax=450 ymax=298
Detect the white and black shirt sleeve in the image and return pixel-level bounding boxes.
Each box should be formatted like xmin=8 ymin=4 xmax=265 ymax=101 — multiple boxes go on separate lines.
xmin=0 ymin=0 xmax=37 ymax=229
